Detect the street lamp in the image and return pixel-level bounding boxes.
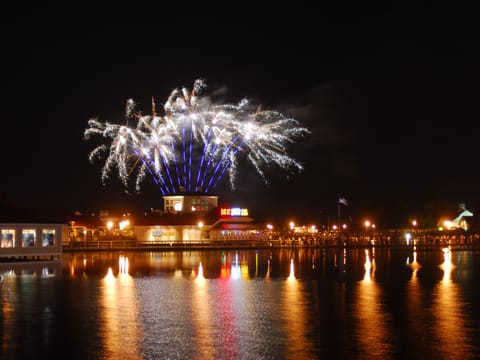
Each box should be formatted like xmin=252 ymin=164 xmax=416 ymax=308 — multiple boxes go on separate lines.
xmin=364 ymin=220 xmax=371 ymax=232
xmin=364 ymin=220 xmax=371 ymax=245
xmin=411 ymin=219 xmax=417 ymax=245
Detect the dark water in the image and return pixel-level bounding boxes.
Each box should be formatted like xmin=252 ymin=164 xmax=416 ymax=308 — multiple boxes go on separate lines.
xmin=1 ymin=247 xmax=480 ymax=359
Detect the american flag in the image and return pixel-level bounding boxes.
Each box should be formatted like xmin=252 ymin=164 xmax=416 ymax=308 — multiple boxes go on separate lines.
xmin=338 ymin=196 xmax=348 ymax=206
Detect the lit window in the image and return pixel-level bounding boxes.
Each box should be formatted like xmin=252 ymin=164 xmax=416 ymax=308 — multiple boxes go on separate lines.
xmin=22 ymin=229 xmax=36 ymax=248
xmin=42 ymin=229 xmax=55 ymax=247
xmin=1 ymin=229 xmax=15 ymax=248
xmin=174 ymin=201 xmax=182 ymax=211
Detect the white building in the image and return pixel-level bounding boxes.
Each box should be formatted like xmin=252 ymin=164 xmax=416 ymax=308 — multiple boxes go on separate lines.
xmin=0 ymin=222 xmax=63 ymax=259
xmin=133 ymin=194 xmax=257 ymax=243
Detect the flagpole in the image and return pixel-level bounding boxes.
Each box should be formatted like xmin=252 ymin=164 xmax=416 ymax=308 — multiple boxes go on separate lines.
xmin=338 ymin=200 xmax=340 ymax=224
xmin=337 ymin=194 xmax=341 ymax=224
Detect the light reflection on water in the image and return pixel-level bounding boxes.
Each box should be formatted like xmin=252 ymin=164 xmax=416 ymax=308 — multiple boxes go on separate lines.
xmin=350 ymin=248 xmax=393 ymax=359
xmin=0 ymin=248 xmax=479 ymax=359
xmin=100 ymin=266 xmax=142 ymax=359
xmin=431 ymin=248 xmax=472 ymax=359
xmin=191 ymin=262 xmax=216 ymax=359
xmin=280 ymin=259 xmax=315 ymax=359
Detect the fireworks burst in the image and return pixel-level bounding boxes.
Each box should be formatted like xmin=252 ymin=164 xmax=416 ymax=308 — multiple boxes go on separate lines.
xmin=84 ymin=79 xmax=310 ymax=195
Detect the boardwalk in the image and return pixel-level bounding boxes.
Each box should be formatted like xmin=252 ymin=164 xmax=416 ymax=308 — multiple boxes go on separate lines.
xmin=62 ymin=229 xmax=480 ymax=251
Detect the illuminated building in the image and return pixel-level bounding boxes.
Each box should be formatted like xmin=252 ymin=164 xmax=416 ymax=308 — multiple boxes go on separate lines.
xmin=63 ymin=193 xmax=259 ymax=246
xmin=0 ymin=210 xmax=64 ymax=259
xmin=133 ymin=193 xmax=255 ymax=243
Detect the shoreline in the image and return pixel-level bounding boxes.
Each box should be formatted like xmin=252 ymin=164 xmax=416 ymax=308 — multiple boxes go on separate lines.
xmin=62 ymin=242 xmax=478 ymax=252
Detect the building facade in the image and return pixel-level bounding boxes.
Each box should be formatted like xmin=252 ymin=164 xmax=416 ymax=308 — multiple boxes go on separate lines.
xmin=0 ymin=223 xmax=63 ymax=259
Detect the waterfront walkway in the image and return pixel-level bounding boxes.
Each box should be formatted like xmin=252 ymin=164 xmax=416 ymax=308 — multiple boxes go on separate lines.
xmin=63 ymin=231 xmax=480 ymax=251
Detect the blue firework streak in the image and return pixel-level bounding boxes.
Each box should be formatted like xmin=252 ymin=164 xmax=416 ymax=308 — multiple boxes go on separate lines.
xmin=84 ymin=79 xmax=310 ymax=195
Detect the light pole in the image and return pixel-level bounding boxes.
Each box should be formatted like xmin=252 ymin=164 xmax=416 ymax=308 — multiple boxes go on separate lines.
xmin=411 ymin=219 xmax=417 ymax=245
xmin=266 ymin=224 xmax=273 ymax=242
xmin=371 ymin=223 xmax=376 ymax=245
xmin=364 ymin=220 xmax=371 ymax=235
xmin=289 ymin=221 xmax=295 ymax=243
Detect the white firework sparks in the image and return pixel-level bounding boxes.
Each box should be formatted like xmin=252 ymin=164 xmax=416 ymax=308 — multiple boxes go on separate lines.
xmin=84 ymin=79 xmax=310 ymax=195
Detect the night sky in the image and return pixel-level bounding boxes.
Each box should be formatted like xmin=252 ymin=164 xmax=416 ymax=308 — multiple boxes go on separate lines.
xmin=2 ymin=3 xmax=480 ymax=228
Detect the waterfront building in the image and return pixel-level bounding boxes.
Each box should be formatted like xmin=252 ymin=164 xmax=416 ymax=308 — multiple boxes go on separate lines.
xmin=133 ymin=204 xmax=256 ymax=244
xmin=0 ymin=211 xmax=64 ymax=259
xmin=63 ymin=192 xmax=261 ymax=247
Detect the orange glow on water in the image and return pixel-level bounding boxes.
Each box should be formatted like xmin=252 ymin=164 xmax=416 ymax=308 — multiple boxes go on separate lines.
xmin=192 ymin=261 xmax=216 ymax=358
xmin=196 ymin=262 xmax=205 ymax=281
xmin=105 ymin=267 xmax=115 ymax=282
xmin=266 ymin=257 xmax=271 ymax=279
xmin=118 ymin=255 xmax=129 ymax=275
xmin=407 ymin=249 xmax=421 ymax=281
xmin=354 ymin=249 xmax=392 ymax=358
xmin=440 ymin=247 xmax=454 ymax=282
xmin=281 ymin=259 xmax=314 ymax=358
xmin=433 ymin=248 xmax=470 ymax=357
xmin=288 ymin=259 xmax=295 ymax=280
xmin=100 ymin=264 xmax=141 ymax=358
xmin=363 ymin=249 xmax=373 ymax=282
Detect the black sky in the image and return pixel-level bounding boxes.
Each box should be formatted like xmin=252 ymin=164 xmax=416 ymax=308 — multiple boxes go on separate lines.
xmin=1 ymin=2 xmax=480 ymax=228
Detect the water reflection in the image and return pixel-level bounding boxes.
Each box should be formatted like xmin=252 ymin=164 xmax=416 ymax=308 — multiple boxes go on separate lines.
xmin=281 ymin=257 xmax=313 ymax=359
xmin=100 ymin=257 xmax=142 ymax=359
xmin=196 ymin=262 xmax=205 ymax=280
xmin=231 ymin=253 xmax=241 ymax=280
xmin=220 ymin=252 xmax=230 ymax=279
xmin=1 ymin=249 xmax=478 ymax=359
xmin=191 ymin=261 xmax=217 ymax=358
xmin=406 ymin=247 xmax=421 ymax=281
xmin=404 ymin=246 xmax=428 ymax=356
xmin=216 ymin=261 xmax=241 ymax=359
xmin=363 ymin=249 xmax=372 ymax=282
xmin=0 ymin=261 xmax=61 ymax=357
xmin=1 ymin=270 xmax=17 ymax=355
xmin=288 ymin=258 xmax=295 ymax=280
xmin=440 ymin=247 xmax=453 ymax=282
xmin=266 ymin=254 xmax=272 ymax=279
xmin=119 ymin=255 xmax=129 ymax=275
xmin=353 ymin=247 xmax=392 ymax=358
xmin=432 ymin=248 xmax=471 ymax=358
